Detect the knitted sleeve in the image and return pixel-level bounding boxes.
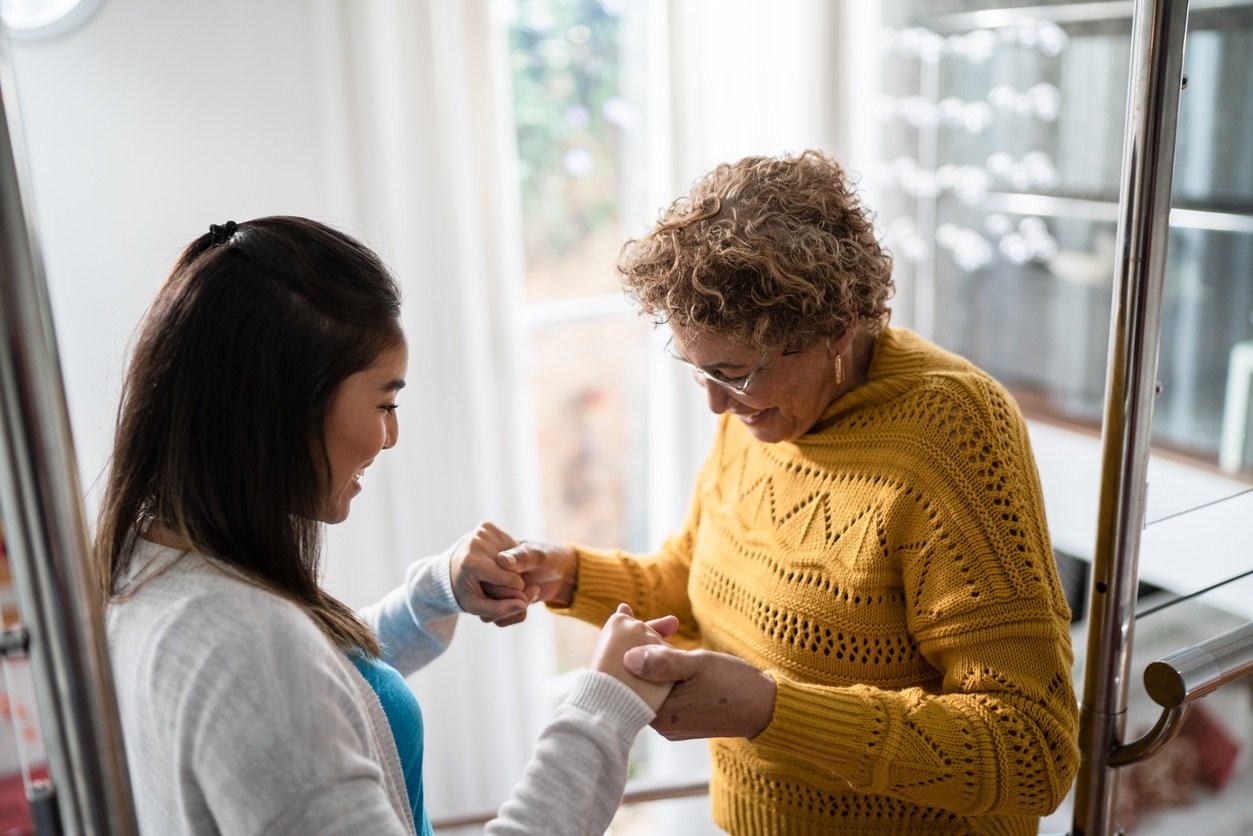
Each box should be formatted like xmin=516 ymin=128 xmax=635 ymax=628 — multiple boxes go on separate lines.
xmin=752 ymin=377 xmax=1080 ymax=817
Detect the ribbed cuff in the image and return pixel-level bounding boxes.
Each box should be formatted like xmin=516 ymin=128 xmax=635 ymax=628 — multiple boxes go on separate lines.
xmin=416 ymin=543 xmax=461 ymax=615
xmin=545 ymin=545 xmax=635 ymax=624
xmin=567 ymin=670 xmax=655 ymax=741
xmin=751 ymin=671 xmax=875 ymax=787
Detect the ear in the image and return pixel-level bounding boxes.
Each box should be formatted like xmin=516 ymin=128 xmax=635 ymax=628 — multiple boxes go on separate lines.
xmin=829 ymin=311 xmax=860 ymax=355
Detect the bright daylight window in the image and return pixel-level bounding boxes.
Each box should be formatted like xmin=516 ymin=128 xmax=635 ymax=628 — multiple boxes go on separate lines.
xmin=505 ymin=0 xmax=651 ymax=673
xmin=504 ymin=1 xmax=698 ymax=829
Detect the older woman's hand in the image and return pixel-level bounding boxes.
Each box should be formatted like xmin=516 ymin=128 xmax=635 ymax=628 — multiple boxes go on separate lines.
xmin=590 ymin=603 xmax=680 ymax=712
xmin=493 ymin=539 xmax=579 ymax=608
xmin=623 ymin=645 xmax=777 ymax=740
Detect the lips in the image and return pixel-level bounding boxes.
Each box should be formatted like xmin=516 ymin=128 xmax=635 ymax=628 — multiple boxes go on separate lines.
xmin=736 ymin=408 xmax=772 ymax=425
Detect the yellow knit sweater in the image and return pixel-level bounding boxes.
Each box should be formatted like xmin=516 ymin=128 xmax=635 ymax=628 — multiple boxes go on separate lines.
xmin=555 ymin=327 xmax=1079 ymax=834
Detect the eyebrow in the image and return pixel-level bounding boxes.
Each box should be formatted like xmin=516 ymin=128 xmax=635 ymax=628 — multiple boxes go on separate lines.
xmin=701 ymin=360 xmax=746 ymax=373
xmin=672 ymin=346 xmax=752 ymax=373
xmin=380 ymin=379 xmax=407 ymax=392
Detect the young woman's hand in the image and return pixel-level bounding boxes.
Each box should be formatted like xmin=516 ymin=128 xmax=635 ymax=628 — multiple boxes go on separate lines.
xmin=448 ymin=522 xmax=532 ymax=623
xmin=589 ymin=603 xmax=680 ymax=712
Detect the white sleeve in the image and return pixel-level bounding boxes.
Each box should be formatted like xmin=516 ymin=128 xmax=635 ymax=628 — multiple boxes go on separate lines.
xmin=359 ymin=545 xmax=462 ymax=675
xmin=486 ymin=671 xmax=655 ymax=836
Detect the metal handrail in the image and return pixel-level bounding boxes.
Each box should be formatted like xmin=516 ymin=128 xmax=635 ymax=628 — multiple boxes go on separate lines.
xmin=1143 ymin=620 xmax=1253 ymax=708
xmin=1071 ymin=0 xmax=1191 ymax=833
xmin=0 ymin=26 xmax=137 ymax=835
xmin=1108 ymin=620 xmax=1253 ymax=767
xmin=431 ymin=774 xmax=711 ymax=831
xmin=1100 ymin=619 xmax=1253 ymax=772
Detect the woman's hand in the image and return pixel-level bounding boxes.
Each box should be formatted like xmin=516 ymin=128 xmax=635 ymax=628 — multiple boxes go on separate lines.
xmin=622 ymin=645 xmax=777 ymax=740
xmin=493 ymin=540 xmax=579 ymax=609
xmin=448 ymin=522 xmax=532 ymax=623
xmin=589 ymin=604 xmax=680 ymax=712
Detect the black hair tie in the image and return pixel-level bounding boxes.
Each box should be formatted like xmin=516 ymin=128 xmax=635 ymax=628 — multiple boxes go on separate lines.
xmin=209 ymin=220 xmax=239 ymax=245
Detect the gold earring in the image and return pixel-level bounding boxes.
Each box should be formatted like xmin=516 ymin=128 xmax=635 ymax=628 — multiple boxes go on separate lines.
xmin=836 ymin=353 xmax=844 ymax=386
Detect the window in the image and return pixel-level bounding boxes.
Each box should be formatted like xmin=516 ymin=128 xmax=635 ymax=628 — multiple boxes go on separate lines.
xmin=504 ymin=3 xmax=719 ymax=830
xmin=506 ymin=0 xmax=653 ymax=673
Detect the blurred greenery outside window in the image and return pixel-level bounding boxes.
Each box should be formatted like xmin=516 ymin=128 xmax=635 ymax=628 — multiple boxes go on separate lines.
xmin=506 ymin=0 xmax=648 ymax=674
xmin=506 ymin=2 xmax=674 ymax=819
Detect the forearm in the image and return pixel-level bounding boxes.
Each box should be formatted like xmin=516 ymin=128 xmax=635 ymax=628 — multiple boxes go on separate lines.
xmin=358 ymin=547 xmax=460 ymax=675
xmin=550 ymin=539 xmax=700 ymax=647
xmin=486 ymin=671 xmax=654 ymax=836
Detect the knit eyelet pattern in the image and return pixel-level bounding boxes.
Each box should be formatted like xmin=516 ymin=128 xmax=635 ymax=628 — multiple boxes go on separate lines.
xmin=563 ymin=328 xmax=1080 ymax=835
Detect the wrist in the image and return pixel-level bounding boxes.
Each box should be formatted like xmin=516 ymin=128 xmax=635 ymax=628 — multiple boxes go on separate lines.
xmin=746 ymin=670 xmax=778 ymax=740
xmin=551 ymin=543 xmax=579 ymax=607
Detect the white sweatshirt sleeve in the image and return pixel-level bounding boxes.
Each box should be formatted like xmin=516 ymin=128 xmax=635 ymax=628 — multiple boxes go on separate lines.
xmin=359 ymin=546 xmax=462 ymax=676
xmin=487 ymin=671 xmax=656 ymax=836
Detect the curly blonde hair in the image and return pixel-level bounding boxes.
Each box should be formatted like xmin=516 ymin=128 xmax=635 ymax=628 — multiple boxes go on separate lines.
xmin=618 ymin=149 xmax=894 ymax=349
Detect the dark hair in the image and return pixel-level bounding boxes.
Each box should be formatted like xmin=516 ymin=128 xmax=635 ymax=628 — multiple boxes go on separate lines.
xmin=96 ymin=216 xmax=402 ymax=654
xmin=618 ymin=149 xmax=894 ymax=350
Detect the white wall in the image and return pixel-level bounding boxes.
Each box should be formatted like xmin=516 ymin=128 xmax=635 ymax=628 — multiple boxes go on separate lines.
xmin=9 ymin=0 xmax=348 ymax=514
xmin=1029 ymin=420 xmax=1253 ymax=619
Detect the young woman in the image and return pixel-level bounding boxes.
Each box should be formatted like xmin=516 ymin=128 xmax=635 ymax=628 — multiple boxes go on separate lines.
xmin=97 ymin=216 xmax=675 ymax=835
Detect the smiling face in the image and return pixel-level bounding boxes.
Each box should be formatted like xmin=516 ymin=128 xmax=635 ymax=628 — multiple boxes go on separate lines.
xmin=317 ymin=338 xmax=408 ymax=524
xmin=669 ymin=324 xmax=846 ymax=443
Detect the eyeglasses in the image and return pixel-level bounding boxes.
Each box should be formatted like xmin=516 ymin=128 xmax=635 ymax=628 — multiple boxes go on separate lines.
xmin=663 ymin=335 xmax=770 ymax=396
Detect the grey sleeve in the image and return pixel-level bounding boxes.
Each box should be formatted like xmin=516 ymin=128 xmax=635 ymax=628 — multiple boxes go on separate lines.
xmin=359 ymin=546 xmax=462 ymax=675
xmin=486 ymin=671 xmax=655 ymax=836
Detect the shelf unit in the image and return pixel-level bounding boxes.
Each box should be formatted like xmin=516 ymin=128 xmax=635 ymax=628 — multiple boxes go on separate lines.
xmin=876 ymin=0 xmax=1253 ymax=468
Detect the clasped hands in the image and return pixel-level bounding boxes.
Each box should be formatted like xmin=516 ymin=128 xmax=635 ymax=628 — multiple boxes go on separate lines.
xmin=449 ymin=522 xmax=776 ymax=740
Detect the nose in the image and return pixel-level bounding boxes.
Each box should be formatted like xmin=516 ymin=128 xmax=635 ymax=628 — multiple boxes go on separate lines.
xmin=704 ymin=382 xmax=732 ymax=415
xmin=382 ymin=410 xmax=400 ymax=450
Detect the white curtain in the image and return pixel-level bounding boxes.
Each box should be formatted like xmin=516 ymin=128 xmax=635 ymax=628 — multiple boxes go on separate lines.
xmin=10 ymin=0 xmax=551 ymax=822
xmin=314 ymin=0 xmax=554 ymax=822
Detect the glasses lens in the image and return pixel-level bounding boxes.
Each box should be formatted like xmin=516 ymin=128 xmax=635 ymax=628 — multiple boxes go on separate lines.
xmin=669 ymin=337 xmax=759 ymax=396
xmin=693 ymin=369 xmax=747 ymax=394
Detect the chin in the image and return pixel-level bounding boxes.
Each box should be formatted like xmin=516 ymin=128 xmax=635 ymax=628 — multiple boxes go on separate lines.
xmin=743 ymin=424 xmax=784 ymax=444
xmin=317 ymin=504 xmax=351 ymax=525
xmin=751 ymin=423 xmax=812 ymax=445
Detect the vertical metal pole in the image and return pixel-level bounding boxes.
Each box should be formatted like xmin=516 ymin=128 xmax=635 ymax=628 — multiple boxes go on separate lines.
xmin=1072 ymin=0 xmax=1190 ymax=833
xmin=0 ymin=28 xmax=137 ymax=836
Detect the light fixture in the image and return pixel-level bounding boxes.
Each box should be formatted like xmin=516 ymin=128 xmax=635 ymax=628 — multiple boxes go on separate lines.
xmin=1 ymin=0 xmax=102 ymax=41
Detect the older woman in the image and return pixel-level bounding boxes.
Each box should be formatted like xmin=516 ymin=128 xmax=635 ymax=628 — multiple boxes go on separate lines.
xmin=498 ymin=150 xmax=1080 ymax=834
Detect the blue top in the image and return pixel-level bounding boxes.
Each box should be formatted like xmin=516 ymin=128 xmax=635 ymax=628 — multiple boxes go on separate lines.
xmin=349 ymin=652 xmax=433 ymax=836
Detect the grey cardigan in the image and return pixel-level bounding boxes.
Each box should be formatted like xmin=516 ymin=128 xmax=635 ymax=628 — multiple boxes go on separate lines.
xmin=107 ymin=539 xmax=654 ymax=835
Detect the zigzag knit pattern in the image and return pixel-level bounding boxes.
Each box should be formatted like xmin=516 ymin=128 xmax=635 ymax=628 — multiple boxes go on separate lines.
xmin=558 ymin=327 xmax=1080 ymax=835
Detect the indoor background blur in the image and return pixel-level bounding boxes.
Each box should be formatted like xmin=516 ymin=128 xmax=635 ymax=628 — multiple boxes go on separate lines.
xmin=1 ymin=0 xmax=1251 ymax=833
